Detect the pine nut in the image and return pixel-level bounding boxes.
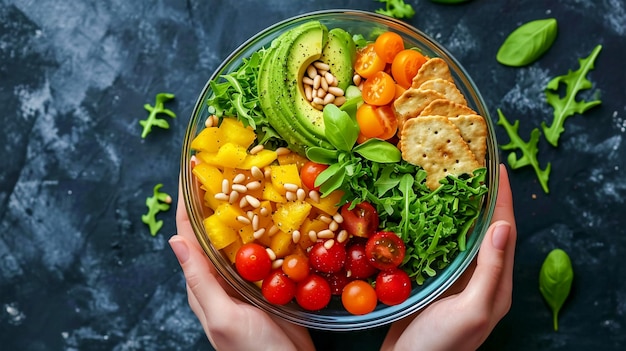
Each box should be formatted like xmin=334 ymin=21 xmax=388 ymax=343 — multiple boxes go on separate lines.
xmin=269 ymin=225 xmax=279 ymax=235
xmin=264 ymin=168 xmax=271 ymax=180
xmin=205 ymin=116 xmax=214 ymax=128
xmin=318 ymin=70 xmax=328 ymax=77
xmin=272 ymin=259 xmax=284 ymax=269
xmin=313 ymin=97 xmax=324 ymax=105
xmin=252 ymin=214 xmax=259 ymax=230
xmin=236 ymin=215 xmax=251 ymax=225
xmin=308 ymin=230 xmax=318 ymax=242
xmin=245 ymin=195 xmax=261 ymax=208
xmin=302 ymin=76 xmax=314 ymax=85
xmin=251 ymin=166 xmax=263 ymax=180
xmin=239 ymin=196 xmax=248 ymax=208
xmin=233 ymin=173 xmax=246 ymax=184
xmin=292 ymin=230 xmax=301 ymax=244
xmin=305 ymin=84 xmax=313 ymax=101
xmin=306 ymin=65 xmax=317 ymax=79
xmin=337 ymin=229 xmax=349 ymax=243
xmin=319 ymin=215 xmax=332 ymax=224
xmin=314 ymin=61 xmax=330 ymax=71
xmin=214 ymin=193 xmax=229 ymax=201
xmin=260 ymin=206 xmax=269 ymax=216
xmin=231 ymin=184 xmax=247 ymax=193
xmin=284 ymin=183 xmax=299 ymax=192
xmin=221 ymin=179 xmax=230 ymax=194
xmin=334 ymin=96 xmax=346 ymax=106
xmin=266 ymin=247 xmax=277 ymax=261
xmin=353 ymin=74 xmax=362 ymax=86
xmin=296 ymin=188 xmax=306 ymax=201
xmin=317 ymin=229 xmax=334 ymax=239
xmin=311 ymin=102 xmax=323 ymax=110
xmin=313 ymin=75 xmax=321 ymax=89
xmin=323 ymin=93 xmax=335 ymax=105
xmin=247 ymin=211 xmax=255 ymax=220
xmin=275 ymin=147 xmax=291 ymax=156
xmin=253 ymin=228 xmax=266 ymax=239
xmin=308 ymin=190 xmax=320 ymax=203
xmin=246 ymin=181 xmax=262 ymax=190
xmin=323 ymin=239 xmax=335 ymax=250
xmin=229 ymin=190 xmax=240 ymax=204
xmin=320 ymin=76 xmax=329 ymax=91
xmin=333 ymin=212 xmax=344 ymax=223
xmin=324 ymin=72 xmax=334 ymax=85
xmin=286 ymin=191 xmax=296 ymax=202
xmin=329 ymin=220 xmax=339 ymax=232
xmin=249 ymin=144 xmax=264 ymax=155
xmin=328 ymin=86 xmax=344 ymax=97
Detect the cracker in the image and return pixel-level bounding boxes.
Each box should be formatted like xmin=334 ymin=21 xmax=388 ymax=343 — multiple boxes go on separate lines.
xmin=420 ymin=98 xmax=476 ymax=118
xmin=418 ymin=78 xmax=467 ymax=106
xmin=394 ymin=88 xmax=446 ymax=130
xmin=448 ymin=114 xmax=488 ymax=164
xmin=411 ymin=58 xmax=454 ymax=88
xmin=400 ymin=115 xmax=481 ymax=190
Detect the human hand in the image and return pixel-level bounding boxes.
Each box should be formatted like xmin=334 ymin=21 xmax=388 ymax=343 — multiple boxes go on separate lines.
xmin=381 ymin=164 xmax=517 ymax=351
xmin=169 ymin=181 xmax=315 ymax=351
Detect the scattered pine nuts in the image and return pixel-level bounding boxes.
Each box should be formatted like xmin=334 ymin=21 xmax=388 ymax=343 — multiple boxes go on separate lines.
xmin=251 ymin=166 xmax=264 ymax=180
xmin=275 ymin=147 xmax=291 ymax=156
xmin=249 ymin=144 xmax=264 ymax=155
xmin=236 ymin=215 xmax=251 ymax=225
xmin=214 ymin=193 xmax=229 ymax=201
xmin=333 ymin=212 xmax=344 ymax=224
xmin=323 ymin=239 xmax=335 ymax=250
xmin=272 ymin=259 xmax=284 ymax=270
xmin=231 ymin=184 xmax=248 ymax=193
xmin=302 ymin=60 xmax=347 ymax=109
xmin=296 ymin=188 xmax=306 ymax=201
xmin=246 ymin=181 xmax=262 ymax=190
xmin=337 ymin=229 xmax=349 ymax=244
xmin=308 ymin=230 xmax=318 ymax=242
xmin=269 ymin=225 xmax=280 ymax=235
xmin=317 ymin=229 xmax=334 ymax=239
xmin=308 ymin=190 xmax=320 ymax=203
xmin=284 ymin=183 xmax=299 ymax=192
xmin=292 ymin=230 xmax=301 ymax=244
xmin=229 ymin=190 xmax=240 ymax=204
xmin=221 ymin=179 xmax=230 ymax=194
xmin=329 ymin=220 xmax=339 ymax=232
xmin=245 ymin=195 xmax=261 ymax=208
xmin=266 ymin=247 xmax=277 ymax=261
xmin=253 ymin=228 xmax=266 ymax=240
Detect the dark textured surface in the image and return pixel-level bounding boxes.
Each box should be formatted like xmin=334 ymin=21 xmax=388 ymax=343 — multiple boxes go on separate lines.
xmin=1 ymin=0 xmax=625 ymax=350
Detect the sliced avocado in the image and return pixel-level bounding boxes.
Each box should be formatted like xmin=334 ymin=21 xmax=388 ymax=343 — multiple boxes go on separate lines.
xmin=258 ymin=21 xmax=356 ymax=154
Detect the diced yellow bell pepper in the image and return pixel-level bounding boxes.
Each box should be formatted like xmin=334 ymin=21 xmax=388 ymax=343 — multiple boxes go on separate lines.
xmin=270 ymin=230 xmax=295 ymax=258
xmin=191 ymin=127 xmax=224 ymax=153
xmin=197 ymin=142 xmax=247 ymax=168
xmin=270 ymin=164 xmax=301 ymax=193
xmin=203 ymin=215 xmax=238 ymax=250
xmin=213 ymin=203 xmax=246 ymax=229
xmin=262 ymin=183 xmax=286 ymax=203
xmin=219 ymin=118 xmax=256 ymax=148
xmin=307 ymin=190 xmax=344 ymax=215
xmin=298 ymin=218 xmax=328 ymax=250
xmin=192 ymin=163 xmax=223 ymax=194
xmin=277 ymin=152 xmax=308 ymax=169
xmin=238 ymin=224 xmax=255 ymax=244
xmin=223 ymin=237 xmax=243 ymax=264
xmin=272 ymin=200 xmax=312 ymax=234
xmin=238 ymin=150 xmax=278 ymax=169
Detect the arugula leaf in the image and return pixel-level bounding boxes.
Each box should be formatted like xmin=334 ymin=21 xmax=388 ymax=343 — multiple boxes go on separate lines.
xmin=542 ymin=45 xmax=602 ymax=146
xmin=139 ymin=93 xmax=176 ymax=138
xmin=539 ymin=249 xmax=573 ymax=331
xmin=374 ymin=0 xmax=415 ymax=19
xmin=496 ymin=18 xmax=558 ymax=67
xmin=497 ymin=109 xmax=552 ymax=193
xmin=141 ymin=183 xmax=172 ymax=236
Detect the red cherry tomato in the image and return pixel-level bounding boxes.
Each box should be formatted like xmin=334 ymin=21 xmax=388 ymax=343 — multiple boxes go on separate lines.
xmin=340 ymin=201 xmax=379 ymax=238
xmin=281 ymin=254 xmax=310 ymax=282
xmin=309 ymin=240 xmax=346 ymax=274
xmin=323 ymin=270 xmax=352 ymax=295
xmin=342 ymin=280 xmax=378 ymax=315
xmin=295 ymin=273 xmax=332 ymax=311
xmin=300 ymin=161 xmax=329 ymax=191
xmin=375 ymin=268 xmax=412 ymax=306
xmin=345 ymin=242 xmax=378 ymax=279
xmin=365 ymin=231 xmax=406 ymax=271
xmin=261 ymin=269 xmax=297 ymax=305
xmin=235 ymin=243 xmax=272 ymax=282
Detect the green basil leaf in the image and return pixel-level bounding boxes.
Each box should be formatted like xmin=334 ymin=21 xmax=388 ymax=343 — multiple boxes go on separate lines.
xmin=305 ymin=147 xmax=339 ymax=165
xmin=314 ymin=162 xmax=343 ymax=188
xmin=353 ymin=138 xmax=401 ymax=163
xmin=317 ymin=164 xmax=346 ymax=196
xmin=539 ymin=248 xmax=573 ymax=331
xmin=323 ymin=104 xmax=359 ymax=151
xmin=497 ymin=18 xmax=558 ymax=67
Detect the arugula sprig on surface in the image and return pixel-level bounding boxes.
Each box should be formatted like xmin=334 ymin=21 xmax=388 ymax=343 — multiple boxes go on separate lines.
xmin=206 ymin=48 xmax=281 ymax=146
xmin=139 ymin=93 xmax=176 ymax=138
xmin=497 ymin=109 xmax=552 ymax=193
xmin=374 ymin=0 xmax=415 ymax=19
xmin=141 ymin=184 xmax=172 ymax=236
xmin=542 ymin=45 xmax=603 ymax=146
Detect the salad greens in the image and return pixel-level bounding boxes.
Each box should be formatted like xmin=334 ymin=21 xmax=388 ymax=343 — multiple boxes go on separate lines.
xmin=542 ymin=45 xmax=603 ymax=147
xmin=496 ymin=18 xmax=558 ymax=67
xmin=139 ymin=93 xmax=176 ymax=138
xmin=539 ymin=249 xmax=574 ymax=331
xmin=497 ymin=109 xmax=551 ymax=193
xmin=142 ymin=183 xmax=172 ymax=236
xmin=374 ymin=0 xmax=415 ymax=19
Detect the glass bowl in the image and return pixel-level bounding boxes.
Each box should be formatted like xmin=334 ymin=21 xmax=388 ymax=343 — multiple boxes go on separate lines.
xmin=181 ymin=9 xmax=499 ymax=331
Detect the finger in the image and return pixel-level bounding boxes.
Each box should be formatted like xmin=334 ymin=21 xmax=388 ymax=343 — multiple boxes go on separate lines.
xmin=493 ymin=164 xmax=515 ymax=226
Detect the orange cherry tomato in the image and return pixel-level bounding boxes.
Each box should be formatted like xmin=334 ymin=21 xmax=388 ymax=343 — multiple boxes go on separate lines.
xmin=341 ymin=280 xmax=378 ymax=315
xmin=356 ymin=104 xmax=385 ymax=138
xmin=391 ymin=49 xmax=428 ymax=89
xmin=282 ymin=254 xmax=310 ymax=282
xmin=375 ymin=105 xmax=398 ymax=140
xmin=374 ymin=31 xmax=405 ymax=63
xmin=362 ymin=71 xmax=396 ymax=106
xmin=356 ymin=132 xmax=371 ymax=145
xmin=354 ymin=44 xmax=386 ymax=79
xmin=394 ymin=83 xmax=406 ymax=100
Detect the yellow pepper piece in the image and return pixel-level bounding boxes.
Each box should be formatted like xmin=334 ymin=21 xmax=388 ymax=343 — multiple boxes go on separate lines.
xmin=203 ymin=215 xmax=238 ymax=250
xmin=272 ymin=200 xmax=312 ymax=234
xmin=219 ymin=118 xmax=256 ymax=148
xmin=238 ymin=149 xmax=278 ymax=170
xmin=190 ymin=127 xmax=224 ymax=153
xmin=197 ymin=142 xmax=247 ymax=168
xmin=270 ymin=164 xmax=301 ymax=193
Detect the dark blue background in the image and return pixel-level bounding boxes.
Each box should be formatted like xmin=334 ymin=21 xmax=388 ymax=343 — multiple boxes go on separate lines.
xmin=1 ymin=0 xmax=624 ymax=350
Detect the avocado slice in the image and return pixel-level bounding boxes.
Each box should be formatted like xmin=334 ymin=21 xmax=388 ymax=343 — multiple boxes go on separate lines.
xmin=258 ymin=21 xmax=356 ymax=154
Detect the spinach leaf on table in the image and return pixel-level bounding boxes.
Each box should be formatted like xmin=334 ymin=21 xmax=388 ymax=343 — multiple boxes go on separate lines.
xmin=497 ymin=18 xmax=558 ymax=67
xmin=539 ymin=249 xmax=574 ymax=331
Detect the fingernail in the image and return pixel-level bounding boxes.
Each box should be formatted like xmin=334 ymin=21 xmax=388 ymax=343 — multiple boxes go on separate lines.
xmin=491 ymin=222 xmax=510 ymax=251
xmin=169 ymin=236 xmax=190 ymax=264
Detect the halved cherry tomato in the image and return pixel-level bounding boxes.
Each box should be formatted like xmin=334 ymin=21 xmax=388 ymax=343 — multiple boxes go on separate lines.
xmin=296 ymin=273 xmax=332 ymax=311
xmin=394 ymin=83 xmax=406 ymax=100
xmin=365 ymin=231 xmax=405 ymax=271
xmin=323 ymin=270 xmax=351 ymax=295
xmin=345 ymin=242 xmax=378 ymax=279
xmin=354 ymin=43 xmax=386 ymax=79
xmin=356 ymin=104 xmax=385 ymax=138
xmin=282 ymin=254 xmax=310 ymax=282
xmin=375 ymin=104 xmax=398 ymax=140
xmin=300 ymin=161 xmax=328 ymax=191
xmin=342 ymin=280 xmax=378 ymax=315
xmin=374 ymin=31 xmax=405 ymax=63
xmin=391 ymin=49 xmax=428 ymax=89
xmin=375 ymin=268 xmax=411 ymax=306
xmin=262 ymin=269 xmax=296 ymax=305
xmin=362 ymin=71 xmax=396 ymax=106
xmin=309 ymin=240 xmax=346 ymax=274
xmin=340 ymin=201 xmax=379 ymax=238
xmin=235 ymin=243 xmax=272 ymax=282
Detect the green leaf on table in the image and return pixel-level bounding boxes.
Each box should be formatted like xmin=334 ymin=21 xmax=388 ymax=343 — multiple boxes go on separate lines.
xmin=139 ymin=93 xmax=176 ymax=138
xmin=496 ymin=18 xmax=558 ymax=67
xmin=539 ymin=249 xmax=573 ymax=331
xmin=141 ymin=183 xmax=172 ymax=236
xmin=374 ymin=0 xmax=415 ymax=19
xmin=497 ymin=109 xmax=552 ymax=193
xmin=542 ymin=45 xmax=603 ymax=147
